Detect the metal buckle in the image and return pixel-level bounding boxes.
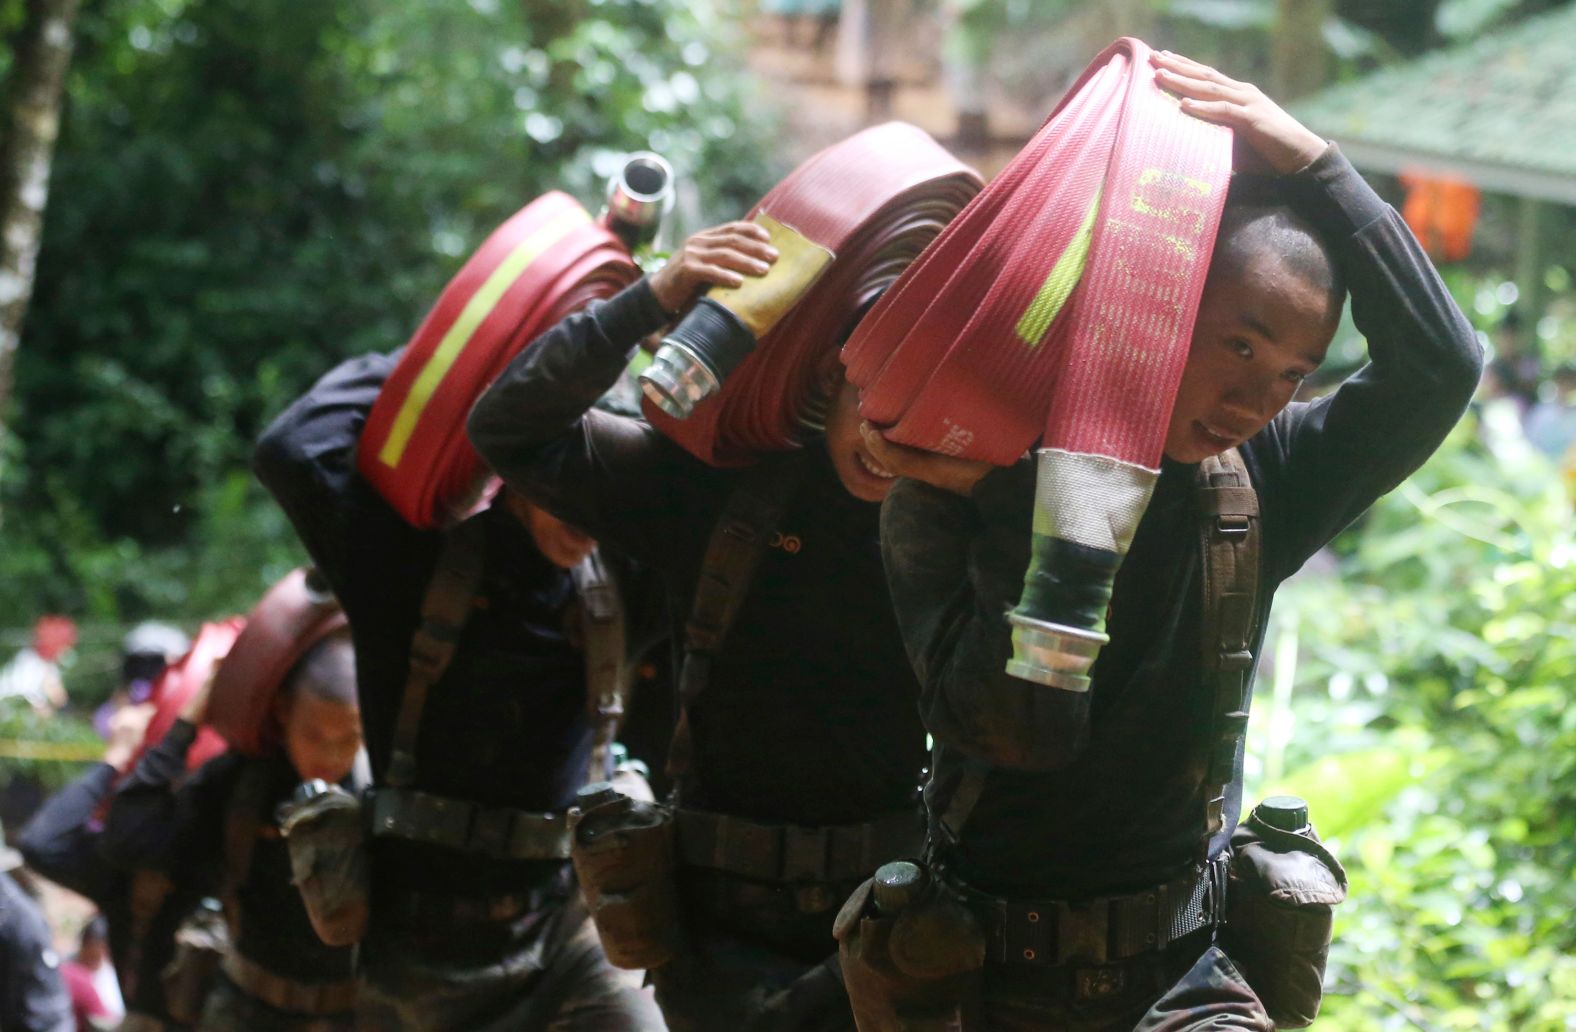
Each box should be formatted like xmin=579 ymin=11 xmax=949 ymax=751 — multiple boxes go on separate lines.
xmin=1214 ymin=515 xmax=1250 ymax=539
xmin=1218 ymin=649 xmax=1254 ymax=671
xmin=1056 ymin=898 xmax=1110 ymax=966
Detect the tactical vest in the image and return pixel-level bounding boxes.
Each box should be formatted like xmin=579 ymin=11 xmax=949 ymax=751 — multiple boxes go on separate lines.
xmin=371 ymin=515 xmax=632 ymax=862
xmin=938 ymin=448 xmax=1262 ymax=858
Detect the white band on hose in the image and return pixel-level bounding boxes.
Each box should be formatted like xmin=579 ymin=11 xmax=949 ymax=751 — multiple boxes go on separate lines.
xmin=1030 ymin=448 xmax=1158 ymax=555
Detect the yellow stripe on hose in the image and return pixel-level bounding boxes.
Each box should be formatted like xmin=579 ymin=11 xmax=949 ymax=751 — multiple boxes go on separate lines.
xmin=378 ymin=205 xmax=592 ymax=468
xmin=1015 ymin=186 xmax=1103 ymax=348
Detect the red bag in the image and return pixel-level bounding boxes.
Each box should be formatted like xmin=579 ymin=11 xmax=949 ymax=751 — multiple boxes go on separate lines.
xmin=126 ymin=620 xmax=240 ymax=776
xmin=359 ymin=192 xmax=639 ymax=526
xmin=206 ymin=569 xmax=348 ymax=757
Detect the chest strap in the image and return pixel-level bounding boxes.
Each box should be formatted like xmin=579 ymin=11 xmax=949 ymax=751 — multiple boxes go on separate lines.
xmin=1195 ymin=448 xmax=1260 ymax=848
xmin=666 ymin=455 xmax=805 ymax=785
xmin=369 ymin=788 xmax=570 ymax=861
xmin=570 ymin=549 xmax=630 ymax=784
xmin=386 ymin=517 xmax=488 ymax=789
xmin=675 ymin=807 xmax=921 ymax=884
xmin=389 ymin=515 xmax=632 ymax=792
xmin=220 ymin=758 xmax=277 ymax=939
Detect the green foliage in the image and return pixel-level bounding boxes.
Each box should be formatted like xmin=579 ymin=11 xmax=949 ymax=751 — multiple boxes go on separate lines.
xmin=0 ymin=706 xmax=103 ymax=791
xmin=2 ymin=0 xmax=779 ymax=629
xmin=1249 ymin=423 xmax=1576 ymax=1029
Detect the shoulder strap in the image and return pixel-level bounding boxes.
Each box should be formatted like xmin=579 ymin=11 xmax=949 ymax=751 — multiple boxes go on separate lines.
xmin=1195 ymin=448 xmax=1261 ymax=854
xmin=936 ymin=452 xmax=1263 ymax=849
xmin=386 ymin=516 xmax=488 ymax=789
xmin=220 ymin=758 xmax=275 ymax=935
xmin=571 ymin=549 xmax=630 ymax=784
xmin=665 ymin=456 xmax=806 ymax=786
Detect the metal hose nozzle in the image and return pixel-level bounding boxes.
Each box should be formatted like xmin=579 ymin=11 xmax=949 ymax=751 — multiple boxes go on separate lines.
xmin=602 ymin=152 xmax=675 ymax=251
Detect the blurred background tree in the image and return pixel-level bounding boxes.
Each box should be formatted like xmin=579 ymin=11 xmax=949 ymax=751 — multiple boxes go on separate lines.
xmin=0 ymin=0 xmax=778 ymax=676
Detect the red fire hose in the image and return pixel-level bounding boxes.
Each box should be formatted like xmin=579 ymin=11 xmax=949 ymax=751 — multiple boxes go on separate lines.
xmin=359 ymin=192 xmax=639 ymax=528
xmin=844 ymin=39 xmax=1229 ymax=467
xmin=206 ymin=569 xmax=348 ymax=758
xmin=645 ymin=123 xmax=983 ymax=466
xmin=844 ymin=39 xmax=1232 ymax=688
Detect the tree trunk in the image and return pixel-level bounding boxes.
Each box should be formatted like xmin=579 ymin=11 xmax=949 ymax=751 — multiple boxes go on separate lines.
xmin=0 ymin=0 xmax=83 ymax=442
xmin=1272 ymin=0 xmax=1330 ymax=100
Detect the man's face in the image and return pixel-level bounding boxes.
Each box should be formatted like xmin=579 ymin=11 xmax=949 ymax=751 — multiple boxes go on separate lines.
xmin=503 ymin=491 xmax=597 ymax=569
xmin=1164 ymin=257 xmax=1336 ymax=463
xmin=824 ymin=378 xmax=897 ymax=503
xmin=279 ymin=691 xmax=362 ymax=783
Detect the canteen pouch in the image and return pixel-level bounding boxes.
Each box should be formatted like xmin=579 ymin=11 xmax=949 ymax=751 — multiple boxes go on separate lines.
xmin=1221 ymin=807 xmax=1347 ymax=1028
xmin=161 ymin=898 xmax=228 ymax=1025
xmin=835 ymin=862 xmax=986 ymax=1031
xmin=278 ymin=783 xmax=370 ymax=947
xmin=569 ymin=785 xmax=682 ymax=970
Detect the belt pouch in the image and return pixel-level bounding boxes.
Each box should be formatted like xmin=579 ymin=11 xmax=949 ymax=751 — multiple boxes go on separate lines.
xmin=835 ymin=861 xmax=986 ymax=1032
xmin=568 ymin=784 xmax=682 ymax=970
xmin=280 ymin=784 xmax=371 ymax=946
xmin=161 ymin=898 xmax=228 ymax=1025
xmin=1220 ymin=802 xmax=1348 ymax=1028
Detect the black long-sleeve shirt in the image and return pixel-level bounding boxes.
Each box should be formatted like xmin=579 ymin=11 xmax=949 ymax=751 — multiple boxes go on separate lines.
xmin=16 ymin=764 xmax=118 ymax=905
xmin=253 ymin=354 xmax=612 ymax=906
xmin=879 ymin=147 xmax=1483 ymax=899
xmin=17 ymin=764 xmax=197 ymax=1021
xmin=468 ymin=283 xmax=925 ymax=828
xmin=100 ymin=721 xmax=355 ymax=985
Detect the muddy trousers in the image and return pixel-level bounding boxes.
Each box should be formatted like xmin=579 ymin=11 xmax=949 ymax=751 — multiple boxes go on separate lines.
xmin=652 ymin=929 xmax=857 ymax=1032
xmin=356 ymin=895 xmax=666 ymax=1032
xmin=979 ymin=935 xmax=1272 ymax=1032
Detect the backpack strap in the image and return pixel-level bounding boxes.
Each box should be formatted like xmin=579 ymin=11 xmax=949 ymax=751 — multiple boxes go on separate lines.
xmin=220 ymin=758 xmax=276 ymax=937
xmin=935 ymin=451 xmax=1263 ymax=849
xmin=571 ymin=549 xmax=630 ymax=784
xmin=1195 ymin=448 xmax=1261 ymax=854
xmin=665 ymin=455 xmax=805 ymax=786
xmin=385 ymin=516 xmax=488 ymax=789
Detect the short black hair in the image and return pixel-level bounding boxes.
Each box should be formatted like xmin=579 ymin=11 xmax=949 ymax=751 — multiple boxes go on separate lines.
xmin=1211 ymin=175 xmax=1345 ymax=320
xmin=282 ymin=630 xmax=357 ymax=708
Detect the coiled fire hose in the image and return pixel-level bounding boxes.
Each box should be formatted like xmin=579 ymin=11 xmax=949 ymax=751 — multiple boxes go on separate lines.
xmin=842 ymin=38 xmax=1232 ymax=689
xmin=359 ymin=155 xmax=673 ymax=529
xmin=640 ymin=122 xmax=982 ymax=466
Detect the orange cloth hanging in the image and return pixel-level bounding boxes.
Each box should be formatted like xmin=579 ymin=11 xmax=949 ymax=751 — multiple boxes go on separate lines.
xmin=1399 ymin=172 xmax=1479 ymax=263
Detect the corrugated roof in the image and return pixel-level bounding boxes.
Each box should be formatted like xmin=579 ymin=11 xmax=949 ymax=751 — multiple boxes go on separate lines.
xmin=1290 ymin=3 xmax=1576 ymax=204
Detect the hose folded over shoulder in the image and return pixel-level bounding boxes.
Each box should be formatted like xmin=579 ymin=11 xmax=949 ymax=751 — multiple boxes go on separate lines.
xmin=842 ymin=38 xmax=1233 ymax=688
xmin=643 ymin=122 xmax=983 ymax=467
xmin=358 ymin=192 xmax=639 ymax=528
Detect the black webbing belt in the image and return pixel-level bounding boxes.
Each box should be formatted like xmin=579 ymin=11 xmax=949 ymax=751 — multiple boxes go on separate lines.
xmin=675 ymin=807 xmax=921 ymax=884
xmin=369 ymin=788 xmax=570 ymax=861
xmin=946 ymin=854 xmax=1229 ymax=968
